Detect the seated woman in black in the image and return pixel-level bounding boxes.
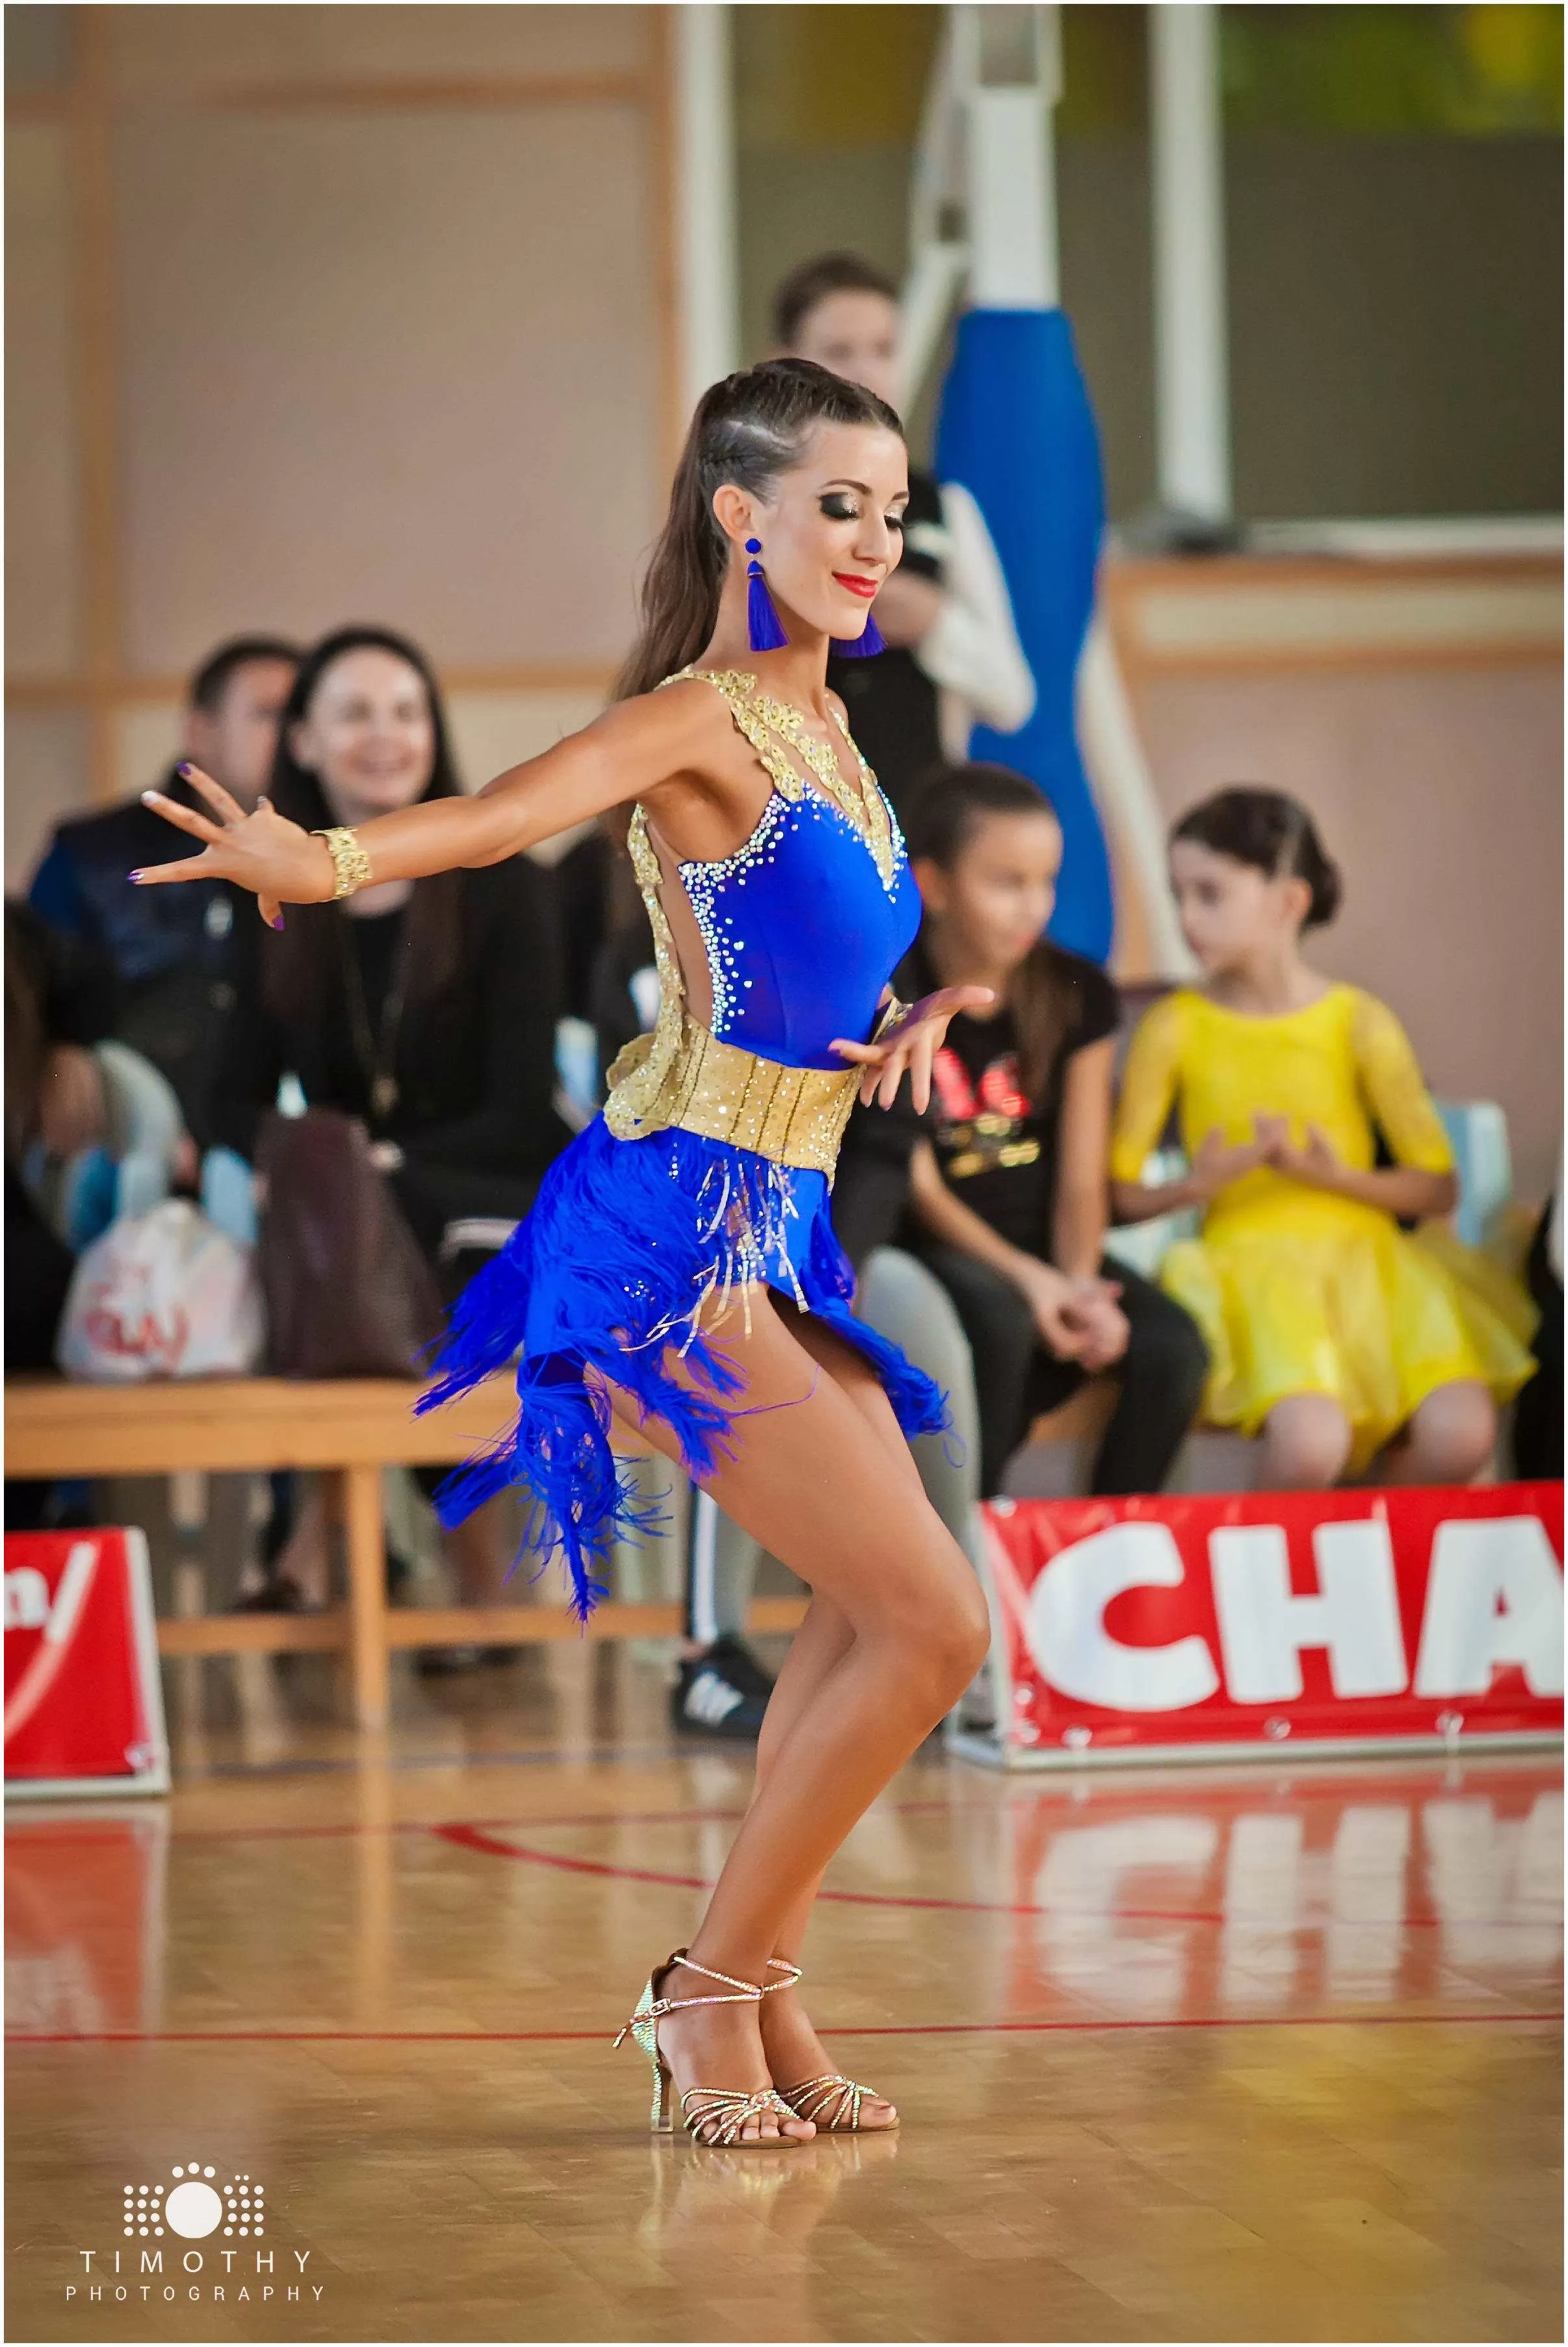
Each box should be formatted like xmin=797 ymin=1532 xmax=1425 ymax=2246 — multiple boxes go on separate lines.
xmin=902 ymin=764 xmax=1207 ymax=1498
xmin=215 ymin=625 xmax=570 ymax=1613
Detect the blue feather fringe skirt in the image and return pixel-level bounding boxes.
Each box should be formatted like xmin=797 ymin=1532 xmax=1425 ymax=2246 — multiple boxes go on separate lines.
xmin=417 ymin=1114 xmax=949 ymax=1621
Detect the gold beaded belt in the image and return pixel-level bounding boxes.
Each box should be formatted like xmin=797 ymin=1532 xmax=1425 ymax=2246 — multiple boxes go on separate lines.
xmin=606 ymin=1015 xmax=862 ymax=1178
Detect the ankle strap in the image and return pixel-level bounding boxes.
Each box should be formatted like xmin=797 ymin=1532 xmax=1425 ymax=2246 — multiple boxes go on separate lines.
xmin=617 ymin=1949 xmax=803 ymax=2047
xmin=673 ymin=1953 xmax=764 ymax=1999
xmin=646 ymin=1951 xmax=764 ymax=2018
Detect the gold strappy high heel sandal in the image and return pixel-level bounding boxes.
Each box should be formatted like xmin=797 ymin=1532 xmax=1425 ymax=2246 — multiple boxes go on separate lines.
xmin=614 ymin=1949 xmax=808 ymax=2149
xmin=765 ymin=1959 xmax=900 ymax=2135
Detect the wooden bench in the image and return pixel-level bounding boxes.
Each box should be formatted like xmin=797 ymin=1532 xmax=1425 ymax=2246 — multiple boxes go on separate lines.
xmin=4 ymin=1376 xmax=808 ymax=1730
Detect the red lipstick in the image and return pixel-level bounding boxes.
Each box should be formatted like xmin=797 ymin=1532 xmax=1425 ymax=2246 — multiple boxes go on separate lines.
xmin=833 ymin=572 xmax=879 ymax=599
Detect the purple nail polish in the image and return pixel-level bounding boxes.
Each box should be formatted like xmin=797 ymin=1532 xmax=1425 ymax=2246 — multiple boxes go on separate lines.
xmin=270 ymin=915 xmax=285 ymax=930
xmin=177 ymin=761 xmax=192 ymax=777
xmin=129 ymin=869 xmax=144 ymax=882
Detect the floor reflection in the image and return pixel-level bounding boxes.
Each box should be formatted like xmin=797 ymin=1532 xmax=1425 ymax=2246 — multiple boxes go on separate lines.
xmin=634 ymin=2131 xmax=901 ymax=2341
xmin=988 ymin=1766 xmax=1562 ymax=2023
xmin=6 ymin=1715 xmax=1560 ymax=2344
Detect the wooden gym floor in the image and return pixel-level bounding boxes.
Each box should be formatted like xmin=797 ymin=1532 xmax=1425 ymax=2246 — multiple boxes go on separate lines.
xmin=6 ymin=1643 xmax=1562 ymax=2344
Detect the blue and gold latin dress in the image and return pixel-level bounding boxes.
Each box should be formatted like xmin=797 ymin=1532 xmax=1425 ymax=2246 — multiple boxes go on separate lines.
xmin=420 ymin=669 xmax=947 ymax=1617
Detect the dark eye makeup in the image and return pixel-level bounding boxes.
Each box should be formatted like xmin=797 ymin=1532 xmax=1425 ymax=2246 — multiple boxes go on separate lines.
xmin=819 ymin=493 xmax=906 ymax=530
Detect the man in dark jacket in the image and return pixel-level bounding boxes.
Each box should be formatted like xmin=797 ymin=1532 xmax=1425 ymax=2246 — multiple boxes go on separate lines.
xmin=28 ymin=635 xmax=299 ymax=1154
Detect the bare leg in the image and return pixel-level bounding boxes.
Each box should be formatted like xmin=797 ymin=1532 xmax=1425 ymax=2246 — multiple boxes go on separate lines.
xmin=441 ymin=1499 xmax=511 ymax=1604
xmin=1383 ymin=1378 xmax=1495 ymax=1485
xmin=602 ymin=1289 xmax=989 ymax=2140
xmin=272 ymin=1478 xmax=331 ymax=1607
xmin=1259 ymin=1393 xmax=1354 ymax=1489
xmin=747 ymin=1309 xmax=932 ymax=2126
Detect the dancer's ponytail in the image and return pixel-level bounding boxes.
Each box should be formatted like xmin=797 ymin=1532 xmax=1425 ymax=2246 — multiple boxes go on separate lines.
xmin=614 ymin=359 xmax=902 ymax=703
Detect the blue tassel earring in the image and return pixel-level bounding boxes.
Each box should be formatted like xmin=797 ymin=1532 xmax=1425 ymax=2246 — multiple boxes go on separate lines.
xmin=745 ymin=539 xmax=789 ymax=652
xmin=831 ymin=611 xmax=885 ymax=659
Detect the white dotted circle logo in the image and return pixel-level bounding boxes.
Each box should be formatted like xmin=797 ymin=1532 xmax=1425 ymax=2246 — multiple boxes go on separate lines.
xmin=165 ymin=2164 xmax=222 ymax=2240
xmin=125 ymin=2162 xmax=264 ymax=2240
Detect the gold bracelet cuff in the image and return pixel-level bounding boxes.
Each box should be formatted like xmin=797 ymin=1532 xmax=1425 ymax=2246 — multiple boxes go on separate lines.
xmin=314 ymin=826 xmax=374 ymax=900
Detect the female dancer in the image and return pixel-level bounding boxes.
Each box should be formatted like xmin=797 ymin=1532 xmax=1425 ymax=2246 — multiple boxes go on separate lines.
xmin=134 ymin=359 xmax=995 ymax=2146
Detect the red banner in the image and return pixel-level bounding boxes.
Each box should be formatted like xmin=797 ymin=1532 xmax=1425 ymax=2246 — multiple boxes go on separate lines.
xmin=975 ymin=1483 xmax=1563 ymax=1765
xmin=4 ymin=1530 xmax=168 ymax=1796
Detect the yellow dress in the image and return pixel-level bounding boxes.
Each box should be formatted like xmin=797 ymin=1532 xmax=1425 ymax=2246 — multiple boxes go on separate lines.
xmin=1109 ymin=985 xmax=1536 ymax=1469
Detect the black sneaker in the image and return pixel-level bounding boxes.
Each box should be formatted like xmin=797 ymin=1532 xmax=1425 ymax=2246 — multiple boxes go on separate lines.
xmin=671 ymin=1642 xmax=771 ymax=1740
xmin=706 ymin=1634 xmax=775 ymax=1702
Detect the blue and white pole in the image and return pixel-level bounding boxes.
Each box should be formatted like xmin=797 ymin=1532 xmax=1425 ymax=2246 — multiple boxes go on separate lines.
xmin=931 ymin=6 xmax=1114 ymax=966
xmin=936 ymin=311 xmax=1111 ymax=964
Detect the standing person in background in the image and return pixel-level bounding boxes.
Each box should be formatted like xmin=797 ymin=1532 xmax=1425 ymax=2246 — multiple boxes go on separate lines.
xmin=1111 ymin=788 xmax=1536 ymax=1488
xmin=213 ymin=626 xmax=571 ymax=1622
xmin=905 ymin=765 xmax=1209 ymax=1498
xmin=29 ymin=636 xmax=300 ymax=1161
xmin=775 ymin=253 xmax=1035 ymax=816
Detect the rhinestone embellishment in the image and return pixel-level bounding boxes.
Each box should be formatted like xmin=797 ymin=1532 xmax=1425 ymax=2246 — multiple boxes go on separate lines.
xmin=678 ymin=793 xmax=788 ymax=1037
xmin=665 ymin=667 xmax=898 ymax=895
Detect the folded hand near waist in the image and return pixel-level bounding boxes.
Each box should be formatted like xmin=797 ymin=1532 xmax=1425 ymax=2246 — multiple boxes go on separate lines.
xmin=830 ymin=985 xmax=995 ymax=1113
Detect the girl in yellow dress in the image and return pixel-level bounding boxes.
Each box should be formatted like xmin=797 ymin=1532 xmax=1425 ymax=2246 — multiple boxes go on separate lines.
xmin=1109 ymin=788 xmax=1535 ymax=1487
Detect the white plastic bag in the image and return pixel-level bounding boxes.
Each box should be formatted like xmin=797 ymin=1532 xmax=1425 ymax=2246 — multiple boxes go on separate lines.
xmin=57 ymin=1199 xmax=264 ymax=1382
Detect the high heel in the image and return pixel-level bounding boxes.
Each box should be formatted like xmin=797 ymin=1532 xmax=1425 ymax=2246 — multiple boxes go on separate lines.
xmin=613 ymin=1949 xmax=808 ymax=2148
xmin=765 ymin=1959 xmax=900 ymax=2135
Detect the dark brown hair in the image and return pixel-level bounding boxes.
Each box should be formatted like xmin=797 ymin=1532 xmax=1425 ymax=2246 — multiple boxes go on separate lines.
xmin=614 ymin=358 xmax=903 ymax=703
xmin=188 ymin=633 xmax=300 ymax=715
xmin=773 ymin=251 xmax=899 ymax=350
xmin=1171 ymin=786 xmax=1342 ymax=929
xmin=907 ymin=763 xmax=1073 ymax=1110
xmin=260 ymin=625 xmax=467 ymax=1023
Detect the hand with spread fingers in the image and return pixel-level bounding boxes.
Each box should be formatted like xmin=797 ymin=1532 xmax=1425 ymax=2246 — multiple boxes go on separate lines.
xmin=131 ymin=763 xmax=334 ymax=930
xmin=830 ymin=985 xmax=996 ymax=1112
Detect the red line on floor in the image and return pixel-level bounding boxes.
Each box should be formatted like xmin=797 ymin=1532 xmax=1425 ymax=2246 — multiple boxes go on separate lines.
xmin=8 ymin=2012 xmax=1559 ymax=2046
xmin=4 ymin=1798 xmax=979 ymax=1849
xmin=7 ymin=1807 xmax=1555 ymax=1932
xmin=430 ymin=1821 xmax=1563 ymax=1932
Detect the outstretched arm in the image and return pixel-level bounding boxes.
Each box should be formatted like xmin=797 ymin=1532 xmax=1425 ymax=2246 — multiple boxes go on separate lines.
xmin=133 ymin=684 xmax=717 ymax=925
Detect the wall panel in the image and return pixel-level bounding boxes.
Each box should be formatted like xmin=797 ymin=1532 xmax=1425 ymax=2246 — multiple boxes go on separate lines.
xmin=114 ymin=103 xmax=658 ymax=679
xmin=5 ymin=122 xmax=82 ymax=679
xmin=4 ymin=3 xmax=671 ymax=879
xmin=101 ymin=6 xmax=649 ymax=96
xmin=6 ymin=710 xmax=92 ymax=890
